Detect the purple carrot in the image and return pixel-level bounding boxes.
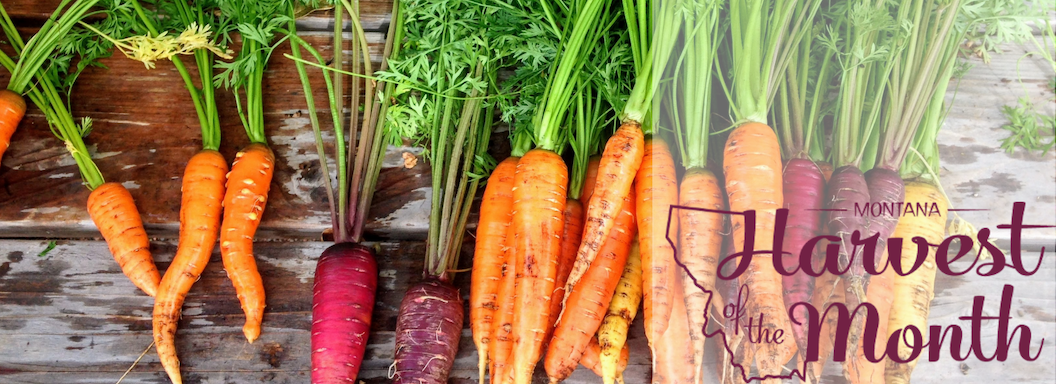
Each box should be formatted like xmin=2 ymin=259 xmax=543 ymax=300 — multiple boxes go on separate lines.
xmin=863 ymin=167 xmax=904 ymax=269
xmin=311 ymin=243 xmax=378 ymax=384
xmin=392 ymin=279 xmax=465 ymax=384
xmin=780 ymin=158 xmax=825 ymax=363
xmin=824 ymin=165 xmax=871 ymax=360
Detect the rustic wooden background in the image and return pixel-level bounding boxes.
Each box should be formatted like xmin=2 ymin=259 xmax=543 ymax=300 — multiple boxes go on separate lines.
xmin=0 ymin=1 xmax=1053 ymax=383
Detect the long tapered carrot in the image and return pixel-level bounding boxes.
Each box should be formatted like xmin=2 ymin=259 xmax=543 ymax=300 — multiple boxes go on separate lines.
xmin=0 ymin=89 xmax=27 ymax=162
xmin=545 ymin=189 xmax=635 ymax=383
xmin=599 ymin=240 xmax=641 ymax=384
xmin=219 ymin=143 xmax=274 ymax=343
xmin=885 ymin=181 xmax=947 ymax=384
xmin=808 ymin=254 xmax=845 ymax=384
xmin=580 ymin=336 xmax=629 ymax=382
xmin=547 ymin=198 xmax=585 ymax=338
xmin=566 ymin=122 xmax=644 ymax=298
xmin=847 ymin=267 xmax=893 ymax=384
xmin=154 ymin=150 xmax=228 ymax=384
xmin=472 ymin=156 xmax=519 ymax=382
xmin=677 ymin=167 xmax=725 ymax=383
xmin=637 ymin=138 xmax=679 ymax=346
xmin=489 ymin=219 xmax=518 ymax=384
xmin=653 ymin=271 xmax=694 ymax=384
xmin=722 ymin=122 xmax=795 ymax=377
xmin=510 ymin=148 xmax=568 ymax=384
xmin=87 ymin=182 xmax=160 ymax=297
xmin=580 ymin=155 xmax=602 ymax=207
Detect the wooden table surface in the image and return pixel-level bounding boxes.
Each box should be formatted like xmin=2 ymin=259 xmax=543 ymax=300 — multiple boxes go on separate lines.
xmin=0 ymin=2 xmax=1053 ymax=383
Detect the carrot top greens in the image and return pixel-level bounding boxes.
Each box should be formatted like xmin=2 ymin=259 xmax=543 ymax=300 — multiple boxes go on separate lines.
xmin=215 ymin=0 xmax=291 ymax=146
xmin=0 ymin=1 xmax=116 ymax=190
xmin=823 ymin=0 xmax=908 ymax=169
xmin=95 ymin=0 xmax=233 ymax=152
xmin=720 ymin=0 xmax=822 ymax=126
xmin=376 ymin=0 xmax=499 ymax=280
xmin=671 ymin=0 xmax=724 ymax=170
xmin=774 ymin=21 xmax=837 ymax=162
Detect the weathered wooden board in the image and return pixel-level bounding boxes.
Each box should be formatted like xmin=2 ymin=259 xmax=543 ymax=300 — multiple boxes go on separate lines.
xmin=0 ymin=31 xmax=451 ymax=241
xmin=937 ymin=41 xmax=1056 ymax=245
xmin=0 ymin=239 xmax=1051 ymax=383
xmin=0 ymin=240 xmax=650 ymax=384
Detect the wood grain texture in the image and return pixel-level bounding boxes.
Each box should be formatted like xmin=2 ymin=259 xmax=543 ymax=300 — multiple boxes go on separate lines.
xmin=0 ymin=239 xmax=650 ymax=384
xmin=0 ymin=32 xmax=442 ymax=241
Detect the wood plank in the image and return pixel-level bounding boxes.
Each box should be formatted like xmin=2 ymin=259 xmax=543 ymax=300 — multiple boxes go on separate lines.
xmin=0 ymin=239 xmax=650 ymax=384
xmin=1 ymin=239 xmax=1051 ymax=383
xmin=0 ymin=32 xmax=445 ymax=241
xmin=936 ymin=41 xmax=1056 ymax=245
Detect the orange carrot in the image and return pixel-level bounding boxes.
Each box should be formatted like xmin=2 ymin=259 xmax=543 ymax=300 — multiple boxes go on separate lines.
xmin=547 ymin=198 xmax=585 ymax=338
xmin=489 ymin=219 xmax=518 ymax=384
xmin=721 ymin=123 xmax=794 ymax=377
xmin=0 ymin=89 xmax=27 ymax=162
xmin=580 ymin=336 xmax=629 ymax=382
xmin=545 ymin=189 xmax=636 ymax=383
xmin=580 ymin=155 xmax=602 ymax=206
xmin=219 ymin=143 xmax=274 ymax=343
xmin=510 ymin=148 xmax=568 ymax=384
xmin=566 ymin=122 xmax=644 ymax=299
xmin=154 ymin=150 xmax=228 ymax=384
xmin=637 ymin=138 xmax=679 ymax=345
xmin=87 ymin=182 xmax=160 ymax=297
xmin=472 ymin=156 xmax=519 ymax=382
xmin=653 ymin=271 xmax=694 ymax=384
xmin=677 ymin=167 xmax=726 ymax=383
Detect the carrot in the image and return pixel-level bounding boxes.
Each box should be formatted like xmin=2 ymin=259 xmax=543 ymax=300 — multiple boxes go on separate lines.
xmin=807 ymin=239 xmax=845 ymax=384
xmin=780 ymin=158 xmax=825 ymax=370
xmin=653 ymin=271 xmax=694 ymax=384
xmin=566 ymin=122 xmax=644 ymax=298
xmin=677 ymin=167 xmax=725 ymax=382
xmin=722 ymin=122 xmax=795 ymax=376
xmin=0 ymin=89 xmax=26 ymax=162
xmin=638 ymin=138 xmax=679 ymax=346
xmin=87 ymin=182 xmax=160 ymax=297
xmin=547 ymin=198 xmax=585 ymax=339
xmin=885 ymin=181 xmax=947 ymax=384
xmin=598 ymin=240 xmax=642 ymax=384
xmin=153 ymin=150 xmax=228 ymax=384
xmin=510 ymin=148 xmax=568 ymax=384
xmin=580 ymin=336 xmax=628 ymax=382
xmin=580 ymin=155 xmax=602 ymax=207
xmin=545 ymin=189 xmax=635 ymax=383
xmin=847 ymin=267 xmax=893 ymax=384
xmin=219 ymin=143 xmax=274 ymax=343
xmin=489 ymin=221 xmax=518 ymax=384
xmin=472 ymin=156 xmax=519 ymax=381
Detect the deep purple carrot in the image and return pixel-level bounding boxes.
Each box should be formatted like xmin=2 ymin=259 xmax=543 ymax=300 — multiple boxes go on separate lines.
xmin=311 ymin=243 xmax=378 ymax=383
xmin=781 ymin=158 xmax=825 ymax=363
xmin=824 ymin=165 xmax=871 ymax=361
xmin=392 ymin=279 xmax=465 ymax=384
